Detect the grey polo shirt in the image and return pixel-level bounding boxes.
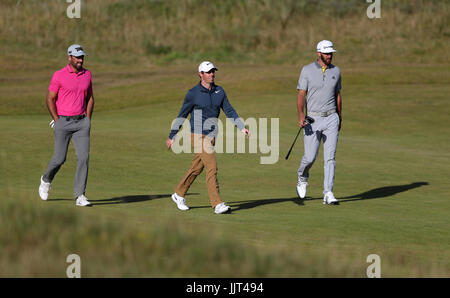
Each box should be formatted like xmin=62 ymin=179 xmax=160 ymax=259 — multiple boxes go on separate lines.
xmin=297 ymin=61 xmax=341 ymax=113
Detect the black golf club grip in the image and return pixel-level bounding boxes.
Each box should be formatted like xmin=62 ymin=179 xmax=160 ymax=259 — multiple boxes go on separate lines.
xmin=306 ymin=116 xmax=315 ymax=124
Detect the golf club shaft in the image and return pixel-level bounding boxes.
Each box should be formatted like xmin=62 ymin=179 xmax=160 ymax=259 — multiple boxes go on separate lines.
xmin=285 ymin=126 xmax=303 ymax=160
xmin=285 ymin=116 xmax=314 ymax=160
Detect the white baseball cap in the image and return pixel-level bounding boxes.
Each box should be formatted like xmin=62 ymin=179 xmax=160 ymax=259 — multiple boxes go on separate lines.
xmin=67 ymin=44 xmax=86 ymax=57
xmin=198 ymin=61 xmax=218 ymax=72
xmin=316 ymin=40 xmax=337 ymax=53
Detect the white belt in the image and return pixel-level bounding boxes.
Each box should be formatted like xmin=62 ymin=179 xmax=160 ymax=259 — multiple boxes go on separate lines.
xmin=308 ymin=109 xmax=336 ymax=117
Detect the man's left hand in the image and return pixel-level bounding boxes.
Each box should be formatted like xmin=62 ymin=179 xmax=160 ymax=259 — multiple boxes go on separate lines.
xmin=242 ymin=128 xmax=250 ymax=138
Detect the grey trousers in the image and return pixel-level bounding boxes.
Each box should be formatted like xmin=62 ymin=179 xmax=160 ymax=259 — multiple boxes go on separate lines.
xmin=298 ymin=112 xmax=340 ymax=194
xmin=42 ymin=116 xmax=91 ymax=198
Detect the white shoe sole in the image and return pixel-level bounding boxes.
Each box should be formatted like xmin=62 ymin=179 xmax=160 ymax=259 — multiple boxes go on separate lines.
xmin=323 ymin=200 xmax=339 ymax=205
xmin=39 ymin=191 xmax=48 ymax=201
xmin=39 ymin=176 xmax=50 ymax=200
xmin=214 ymin=207 xmax=231 ymax=214
xmin=76 ymin=200 xmax=92 ymax=207
xmin=171 ymin=194 xmax=189 ymax=210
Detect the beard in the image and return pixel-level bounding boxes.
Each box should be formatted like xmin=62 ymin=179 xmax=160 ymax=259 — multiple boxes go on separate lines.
xmin=73 ymin=62 xmax=83 ymax=70
xmin=70 ymin=59 xmax=83 ymax=71
xmin=320 ymin=53 xmax=332 ymax=65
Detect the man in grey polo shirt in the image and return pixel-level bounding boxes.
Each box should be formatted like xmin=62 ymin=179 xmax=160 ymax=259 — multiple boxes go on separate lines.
xmin=296 ymin=40 xmax=342 ymax=205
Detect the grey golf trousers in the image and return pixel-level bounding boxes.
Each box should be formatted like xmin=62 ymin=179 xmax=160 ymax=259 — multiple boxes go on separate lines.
xmin=42 ymin=116 xmax=91 ymax=198
xmin=298 ymin=112 xmax=340 ymax=194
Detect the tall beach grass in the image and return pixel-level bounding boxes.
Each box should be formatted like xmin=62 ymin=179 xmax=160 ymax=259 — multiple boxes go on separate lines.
xmin=1 ymin=0 xmax=448 ymax=65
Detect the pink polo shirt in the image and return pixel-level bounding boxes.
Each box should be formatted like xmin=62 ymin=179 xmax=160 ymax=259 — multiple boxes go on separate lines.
xmin=48 ymin=65 xmax=93 ymax=116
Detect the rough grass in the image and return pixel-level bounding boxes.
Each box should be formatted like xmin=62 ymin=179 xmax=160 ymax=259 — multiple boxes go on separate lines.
xmin=1 ymin=0 xmax=449 ymax=65
xmin=0 ymin=187 xmax=365 ymax=278
xmin=1 ymin=176 xmax=447 ymax=277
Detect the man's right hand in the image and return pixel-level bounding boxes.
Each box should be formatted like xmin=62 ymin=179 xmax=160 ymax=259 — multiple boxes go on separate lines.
xmin=166 ymin=138 xmax=174 ymax=149
xmin=298 ymin=114 xmax=306 ymax=127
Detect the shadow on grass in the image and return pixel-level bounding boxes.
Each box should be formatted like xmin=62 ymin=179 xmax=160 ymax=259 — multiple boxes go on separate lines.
xmin=48 ymin=182 xmax=428 ymax=210
xmin=90 ymin=194 xmax=171 ymax=206
xmin=338 ymin=182 xmax=429 ymax=202
xmin=230 ymin=182 xmax=429 ymax=212
xmin=230 ymin=197 xmax=303 ymax=212
xmin=91 ymin=193 xmax=201 ymax=206
xmin=49 ymin=193 xmax=199 ymax=206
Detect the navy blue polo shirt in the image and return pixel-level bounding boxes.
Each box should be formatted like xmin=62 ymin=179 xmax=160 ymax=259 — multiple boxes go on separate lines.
xmin=169 ymin=82 xmax=245 ymax=139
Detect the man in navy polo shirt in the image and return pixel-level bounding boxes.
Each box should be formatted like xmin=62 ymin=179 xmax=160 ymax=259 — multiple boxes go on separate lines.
xmin=166 ymin=61 xmax=250 ymax=214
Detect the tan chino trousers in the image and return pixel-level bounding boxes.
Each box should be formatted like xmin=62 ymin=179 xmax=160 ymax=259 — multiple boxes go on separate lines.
xmin=175 ymin=133 xmax=222 ymax=208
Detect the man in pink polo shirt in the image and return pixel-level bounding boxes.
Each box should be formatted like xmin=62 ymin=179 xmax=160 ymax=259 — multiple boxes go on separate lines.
xmin=38 ymin=44 xmax=95 ymax=206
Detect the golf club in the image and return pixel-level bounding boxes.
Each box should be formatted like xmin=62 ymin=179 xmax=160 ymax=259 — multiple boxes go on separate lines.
xmin=285 ymin=116 xmax=314 ymax=160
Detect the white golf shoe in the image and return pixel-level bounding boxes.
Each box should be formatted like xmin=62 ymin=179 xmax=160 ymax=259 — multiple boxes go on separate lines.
xmin=323 ymin=192 xmax=339 ymax=205
xmin=296 ymin=181 xmax=308 ymax=199
xmin=171 ymin=193 xmax=189 ymax=210
xmin=76 ymin=195 xmax=92 ymax=207
xmin=39 ymin=176 xmax=51 ymax=200
xmin=214 ymin=202 xmax=231 ymax=214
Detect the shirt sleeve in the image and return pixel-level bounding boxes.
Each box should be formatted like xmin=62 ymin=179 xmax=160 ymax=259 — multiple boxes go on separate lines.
xmin=48 ymin=72 xmax=60 ymax=94
xmin=168 ymin=90 xmax=194 ymax=139
xmin=297 ymin=67 xmax=308 ymax=91
xmin=221 ymin=90 xmax=245 ymax=131
xmin=87 ymin=81 xmax=93 ymax=98
xmin=336 ymin=71 xmax=342 ymax=93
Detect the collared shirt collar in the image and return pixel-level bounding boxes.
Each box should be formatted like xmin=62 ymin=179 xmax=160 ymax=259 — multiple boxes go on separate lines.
xmin=314 ymin=60 xmax=322 ymax=69
xmin=314 ymin=60 xmax=334 ymax=70
xmin=65 ymin=64 xmax=85 ymax=75
xmin=198 ymin=81 xmax=217 ymax=93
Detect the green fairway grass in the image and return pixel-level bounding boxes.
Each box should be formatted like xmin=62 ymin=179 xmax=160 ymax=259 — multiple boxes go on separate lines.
xmin=1 ymin=61 xmax=449 ymax=277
